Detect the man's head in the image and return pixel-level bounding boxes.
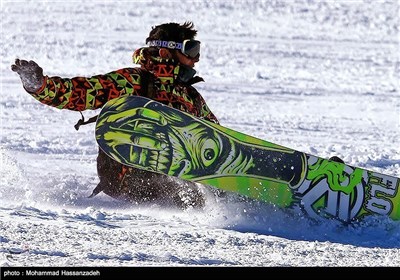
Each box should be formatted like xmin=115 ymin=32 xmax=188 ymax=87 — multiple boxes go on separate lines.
xmin=146 ymin=21 xmax=197 ymax=45
xmin=146 ymin=22 xmax=201 ymax=68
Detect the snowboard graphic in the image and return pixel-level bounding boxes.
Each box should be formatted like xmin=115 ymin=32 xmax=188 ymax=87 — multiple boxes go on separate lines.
xmin=95 ymin=96 xmax=400 ymax=222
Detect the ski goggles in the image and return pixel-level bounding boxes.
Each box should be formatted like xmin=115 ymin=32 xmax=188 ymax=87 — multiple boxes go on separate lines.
xmin=148 ymin=39 xmax=201 ymax=59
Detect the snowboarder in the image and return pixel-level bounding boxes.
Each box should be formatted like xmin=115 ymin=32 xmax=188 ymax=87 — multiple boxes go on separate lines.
xmin=11 ymin=21 xmax=219 ymax=209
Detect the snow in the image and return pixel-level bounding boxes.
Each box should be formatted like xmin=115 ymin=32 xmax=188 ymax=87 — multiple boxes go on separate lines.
xmin=1 ymin=0 xmax=400 ymax=268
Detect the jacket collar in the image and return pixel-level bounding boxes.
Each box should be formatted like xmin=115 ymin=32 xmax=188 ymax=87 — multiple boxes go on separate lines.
xmin=132 ymin=47 xmax=204 ymax=85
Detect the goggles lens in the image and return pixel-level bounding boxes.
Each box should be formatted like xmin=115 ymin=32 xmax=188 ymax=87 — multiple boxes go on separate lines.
xmin=182 ymin=40 xmax=200 ymax=58
xmin=148 ymin=39 xmax=200 ymax=59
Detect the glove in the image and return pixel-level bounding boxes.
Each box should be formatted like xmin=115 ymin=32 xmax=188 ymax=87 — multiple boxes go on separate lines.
xmin=11 ymin=59 xmax=45 ymax=92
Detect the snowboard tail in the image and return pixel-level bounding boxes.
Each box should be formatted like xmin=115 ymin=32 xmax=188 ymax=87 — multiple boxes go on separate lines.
xmin=95 ymin=96 xmax=400 ymax=222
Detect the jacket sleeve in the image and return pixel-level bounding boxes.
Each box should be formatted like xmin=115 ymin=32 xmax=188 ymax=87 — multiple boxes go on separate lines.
xmin=29 ymin=68 xmax=143 ymax=111
xmin=197 ymin=93 xmax=219 ymax=124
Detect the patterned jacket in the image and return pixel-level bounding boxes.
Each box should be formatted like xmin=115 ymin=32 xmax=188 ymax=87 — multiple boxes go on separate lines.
xmin=29 ymin=47 xmax=219 ymax=124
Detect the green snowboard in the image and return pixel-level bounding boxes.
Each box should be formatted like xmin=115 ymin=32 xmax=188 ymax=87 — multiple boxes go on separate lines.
xmin=95 ymin=95 xmax=400 ymax=222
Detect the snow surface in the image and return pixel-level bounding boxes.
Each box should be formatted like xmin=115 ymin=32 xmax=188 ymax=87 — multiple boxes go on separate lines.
xmin=1 ymin=0 xmax=400 ymax=267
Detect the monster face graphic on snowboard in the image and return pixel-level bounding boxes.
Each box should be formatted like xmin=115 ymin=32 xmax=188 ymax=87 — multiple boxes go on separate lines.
xmin=96 ymin=96 xmax=400 ymax=222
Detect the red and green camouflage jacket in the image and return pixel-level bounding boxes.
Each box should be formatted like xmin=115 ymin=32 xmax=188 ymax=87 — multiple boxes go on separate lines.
xmin=28 ymin=47 xmax=219 ymax=124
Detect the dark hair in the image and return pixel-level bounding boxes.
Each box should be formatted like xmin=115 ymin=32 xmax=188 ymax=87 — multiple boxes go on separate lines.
xmin=145 ymin=21 xmax=198 ymax=44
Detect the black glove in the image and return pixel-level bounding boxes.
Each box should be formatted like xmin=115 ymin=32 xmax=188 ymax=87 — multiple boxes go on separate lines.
xmin=11 ymin=59 xmax=45 ymax=92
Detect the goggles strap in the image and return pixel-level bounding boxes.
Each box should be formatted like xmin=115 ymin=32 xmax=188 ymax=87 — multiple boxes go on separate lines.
xmin=148 ymin=40 xmax=183 ymax=50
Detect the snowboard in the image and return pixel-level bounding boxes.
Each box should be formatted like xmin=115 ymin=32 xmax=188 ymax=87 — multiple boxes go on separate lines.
xmin=95 ymin=95 xmax=400 ymax=222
